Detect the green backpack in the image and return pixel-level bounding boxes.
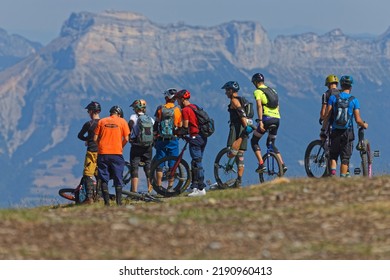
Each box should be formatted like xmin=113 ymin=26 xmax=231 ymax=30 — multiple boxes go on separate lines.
xmin=136 ymin=114 xmax=154 ymax=146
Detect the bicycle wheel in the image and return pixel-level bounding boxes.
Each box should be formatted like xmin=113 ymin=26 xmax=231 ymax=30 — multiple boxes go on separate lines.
xmin=58 ymin=188 xmax=76 ymax=201
xmin=304 ymin=139 xmax=329 ymax=178
xmin=259 ymin=152 xmax=283 ymax=183
xmin=214 ymin=147 xmax=238 ymax=189
xmin=149 ymin=156 xmax=191 ymax=197
xmin=122 ymin=161 xmax=131 ymax=185
xmin=121 ymin=190 xmax=162 ymax=203
xmin=360 ymin=139 xmax=372 ymax=177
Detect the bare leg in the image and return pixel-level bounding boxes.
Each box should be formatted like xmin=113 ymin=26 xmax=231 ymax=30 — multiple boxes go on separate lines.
xmin=131 ymin=177 xmax=138 ymax=192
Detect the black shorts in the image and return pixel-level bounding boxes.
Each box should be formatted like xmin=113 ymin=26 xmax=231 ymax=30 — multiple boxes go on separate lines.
xmin=130 ymin=144 xmax=153 ymax=168
xmin=329 ymin=129 xmax=354 ymax=161
xmin=227 ymin=122 xmax=247 ymax=151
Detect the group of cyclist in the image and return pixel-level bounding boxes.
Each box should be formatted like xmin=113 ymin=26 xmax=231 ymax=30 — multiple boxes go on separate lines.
xmin=319 ymin=74 xmax=368 ymax=177
xmin=78 ymin=88 xmax=209 ymax=205
xmin=221 ymin=73 xmax=287 ymax=188
xmin=76 ymin=72 xmax=367 ymax=205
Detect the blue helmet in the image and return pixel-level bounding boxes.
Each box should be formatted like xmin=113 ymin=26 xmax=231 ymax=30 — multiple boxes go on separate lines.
xmin=221 ymin=81 xmax=240 ymax=92
xmin=340 ymin=75 xmax=354 ymax=86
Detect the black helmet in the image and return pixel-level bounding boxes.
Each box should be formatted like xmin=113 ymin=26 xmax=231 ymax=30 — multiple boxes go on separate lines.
xmin=221 ymin=81 xmax=240 ymax=92
xmin=251 ymin=73 xmax=265 ymax=84
xmin=85 ymin=101 xmax=101 ymax=113
xmin=340 ymin=75 xmax=354 ymax=86
xmin=109 ymin=105 xmax=124 ymax=118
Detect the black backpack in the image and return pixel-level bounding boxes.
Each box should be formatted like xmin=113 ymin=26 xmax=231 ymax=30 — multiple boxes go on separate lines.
xmin=260 ymin=87 xmax=279 ymax=109
xmin=189 ymin=104 xmax=215 ymax=137
xmin=237 ymin=96 xmax=254 ymax=119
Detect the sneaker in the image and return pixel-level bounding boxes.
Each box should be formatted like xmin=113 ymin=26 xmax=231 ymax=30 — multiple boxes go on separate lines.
xmin=188 ymin=188 xmax=206 ymax=197
xmin=255 ymin=164 xmax=266 ymax=173
xmin=282 ymin=164 xmax=288 ymax=173
xmin=233 ymin=179 xmax=241 ymax=188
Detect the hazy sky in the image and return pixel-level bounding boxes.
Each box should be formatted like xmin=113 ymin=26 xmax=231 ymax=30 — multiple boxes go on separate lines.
xmin=1 ymin=0 xmax=390 ymax=44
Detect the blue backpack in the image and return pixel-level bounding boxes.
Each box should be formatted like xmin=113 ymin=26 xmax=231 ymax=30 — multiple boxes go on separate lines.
xmin=333 ymin=94 xmax=355 ymax=129
xmin=159 ymin=105 xmax=176 ymax=139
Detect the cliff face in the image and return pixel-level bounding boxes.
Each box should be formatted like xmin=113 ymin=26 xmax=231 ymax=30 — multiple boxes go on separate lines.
xmin=0 ymin=27 xmax=41 ymax=71
xmin=0 ymin=11 xmax=388 ymax=207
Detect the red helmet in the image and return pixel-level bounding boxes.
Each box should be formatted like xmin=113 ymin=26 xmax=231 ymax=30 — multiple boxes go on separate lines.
xmin=176 ymin=89 xmax=191 ymax=99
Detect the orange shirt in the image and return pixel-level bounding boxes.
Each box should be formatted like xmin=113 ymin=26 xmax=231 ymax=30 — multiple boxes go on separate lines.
xmin=155 ymin=102 xmax=182 ymax=126
xmin=94 ymin=115 xmax=130 ymax=154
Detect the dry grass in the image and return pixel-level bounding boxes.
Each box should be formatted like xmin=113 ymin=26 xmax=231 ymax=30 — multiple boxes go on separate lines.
xmin=1 ymin=176 xmax=390 ymax=260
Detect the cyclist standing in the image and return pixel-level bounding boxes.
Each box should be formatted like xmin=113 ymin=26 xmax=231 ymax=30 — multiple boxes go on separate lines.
xmin=94 ymin=106 xmax=130 ymax=206
xmin=128 ymin=99 xmax=155 ymax=193
xmin=77 ymin=101 xmax=101 ymax=203
xmin=175 ymin=89 xmax=208 ymax=197
xmin=320 ymin=74 xmax=340 ymax=125
xmin=153 ymin=89 xmax=183 ymax=189
xmin=221 ymin=81 xmax=254 ymax=188
xmin=250 ymin=73 xmax=287 ymax=174
xmin=321 ymin=75 xmax=368 ymax=177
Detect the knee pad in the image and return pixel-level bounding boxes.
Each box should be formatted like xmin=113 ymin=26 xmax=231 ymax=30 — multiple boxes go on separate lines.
xmin=130 ymin=166 xmax=139 ymax=178
xmin=143 ymin=166 xmax=151 ymax=178
xmin=250 ymin=137 xmax=260 ymax=152
xmin=191 ymin=157 xmax=202 ymax=169
xmin=236 ymin=151 xmax=245 ymax=168
xmin=341 ymin=158 xmax=349 ymax=165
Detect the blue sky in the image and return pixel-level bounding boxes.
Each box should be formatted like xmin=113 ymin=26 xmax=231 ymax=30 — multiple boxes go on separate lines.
xmin=1 ymin=0 xmax=390 ymax=44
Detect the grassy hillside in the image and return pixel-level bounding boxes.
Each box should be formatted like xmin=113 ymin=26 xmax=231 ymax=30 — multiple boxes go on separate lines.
xmin=1 ymin=176 xmax=390 ymax=260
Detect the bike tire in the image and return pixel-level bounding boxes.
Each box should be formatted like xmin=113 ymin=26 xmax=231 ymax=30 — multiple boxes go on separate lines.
xmin=360 ymin=139 xmax=371 ymax=177
xmin=122 ymin=190 xmax=162 ymax=203
xmin=214 ymin=147 xmax=238 ymax=189
xmin=259 ymin=152 xmax=283 ymax=183
xmin=304 ymin=139 xmax=329 ymax=178
xmin=149 ymin=156 xmax=191 ymax=197
xmin=58 ymin=188 xmax=76 ymax=201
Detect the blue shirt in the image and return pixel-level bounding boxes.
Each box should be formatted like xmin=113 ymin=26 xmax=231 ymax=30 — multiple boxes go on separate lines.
xmin=328 ymin=92 xmax=360 ymax=129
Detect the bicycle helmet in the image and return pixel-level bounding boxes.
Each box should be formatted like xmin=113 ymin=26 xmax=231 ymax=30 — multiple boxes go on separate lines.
xmin=175 ymin=89 xmax=191 ymax=99
xmin=340 ymin=75 xmax=354 ymax=86
xmin=130 ymin=99 xmax=147 ymax=110
xmin=85 ymin=101 xmax=101 ymax=112
xmin=325 ymin=74 xmax=339 ymax=86
xmin=221 ymin=81 xmax=240 ymax=92
xmin=109 ymin=105 xmax=124 ymax=118
xmin=251 ymin=73 xmax=265 ymax=84
xmin=163 ymin=88 xmax=177 ymax=100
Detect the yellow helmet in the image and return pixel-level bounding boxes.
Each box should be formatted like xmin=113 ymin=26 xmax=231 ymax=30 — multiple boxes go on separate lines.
xmin=325 ymin=74 xmax=339 ymax=86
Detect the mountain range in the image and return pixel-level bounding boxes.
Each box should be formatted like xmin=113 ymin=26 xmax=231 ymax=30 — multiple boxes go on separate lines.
xmin=0 ymin=11 xmax=389 ymax=208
